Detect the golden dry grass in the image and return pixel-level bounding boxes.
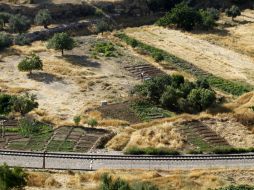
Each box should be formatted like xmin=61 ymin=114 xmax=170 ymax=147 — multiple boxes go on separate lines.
xmin=26 ymin=168 xmax=254 ymax=190
xmin=124 ymin=122 xmax=186 ymax=150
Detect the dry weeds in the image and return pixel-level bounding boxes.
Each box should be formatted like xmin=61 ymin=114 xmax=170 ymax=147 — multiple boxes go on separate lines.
xmin=26 ymin=168 xmax=254 ymax=190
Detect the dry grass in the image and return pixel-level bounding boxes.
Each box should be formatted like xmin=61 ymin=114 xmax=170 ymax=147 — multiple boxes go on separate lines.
xmin=26 ymin=168 xmax=254 ymax=190
xmin=124 ymin=122 xmax=186 ymax=150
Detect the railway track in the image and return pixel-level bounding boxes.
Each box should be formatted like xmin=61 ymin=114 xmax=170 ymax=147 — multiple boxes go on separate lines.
xmin=1 ymin=150 xmax=254 ymax=170
xmin=1 ymin=150 xmax=254 ymax=160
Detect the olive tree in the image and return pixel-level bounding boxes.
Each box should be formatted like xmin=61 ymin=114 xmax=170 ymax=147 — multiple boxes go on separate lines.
xmin=0 ymin=32 xmax=12 ymax=50
xmin=18 ymin=53 xmax=43 ymax=74
xmin=35 ymin=9 xmax=52 ymax=29
xmin=47 ymin=32 xmax=75 ymax=55
xmin=8 ymin=14 xmax=31 ymax=33
xmin=226 ymin=5 xmax=241 ymax=21
xmin=11 ymin=93 xmax=38 ymax=116
xmin=0 ymin=12 xmax=11 ymax=28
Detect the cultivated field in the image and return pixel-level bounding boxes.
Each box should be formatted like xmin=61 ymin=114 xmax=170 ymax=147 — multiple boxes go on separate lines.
xmin=124 ymin=25 xmax=254 ymax=85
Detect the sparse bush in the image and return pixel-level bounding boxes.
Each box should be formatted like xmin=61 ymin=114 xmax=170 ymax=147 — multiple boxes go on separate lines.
xmin=18 ymin=53 xmax=43 ymax=74
xmin=35 ymin=9 xmax=52 ymax=29
xmin=73 ymin=115 xmax=81 ymax=126
xmin=87 ymin=118 xmax=98 ymax=127
xmin=47 ymin=32 xmax=75 ymax=55
xmin=8 ymin=14 xmax=31 ymax=33
xmin=0 ymin=163 xmax=26 ymax=190
xmin=226 ymin=5 xmax=241 ymax=21
xmin=132 ymin=182 xmax=159 ymax=190
xmin=0 ymin=32 xmax=12 ymax=50
xmin=125 ymin=146 xmax=180 ymax=155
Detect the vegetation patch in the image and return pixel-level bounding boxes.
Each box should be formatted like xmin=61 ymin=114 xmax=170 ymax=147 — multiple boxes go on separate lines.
xmin=47 ymin=140 xmax=75 ymax=152
xmin=0 ymin=163 xmax=26 ymax=190
xmin=131 ymin=100 xmax=173 ymax=121
xmin=132 ymin=74 xmax=216 ymax=114
xmin=214 ymin=185 xmax=254 ymax=190
xmin=90 ymin=41 xmax=119 ymax=57
xmin=116 ymin=33 xmax=253 ymax=96
xmin=124 ymin=146 xmax=180 ymax=155
xmin=211 ymin=147 xmax=254 ymax=154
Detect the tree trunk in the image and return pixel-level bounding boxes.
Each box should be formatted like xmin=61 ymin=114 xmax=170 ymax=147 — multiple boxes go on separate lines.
xmin=61 ymin=49 xmax=64 ymax=56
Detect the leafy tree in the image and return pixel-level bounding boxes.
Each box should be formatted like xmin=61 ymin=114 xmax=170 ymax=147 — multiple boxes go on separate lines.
xmin=11 ymin=93 xmax=38 ymax=115
xmin=187 ymin=88 xmax=216 ymax=112
xmin=160 ymin=86 xmax=180 ymax=110
xmin=198 ymin=9 xmax=216 ymax=30
xmin=0 ymin=94 xmax=13 ymax=115
xmin=0 ymin=163 xmax=26 ymax=190
xmin=14 ymin=34 xmax=30 ymax=45
xmin=226 ymin=5 xmax=241 ymax=21
xmin=96 ymin=19 xmax=113 ymax=34
xmin=35 ymin=9 xmax=52 ymax=29
xmin=157 ymin=2 xmax=201 ymax=30
xmin=47 ymin=32 xmax=75 ymax=55
xmin=18 ymin=53 xmax=43 ymax=74
xmin=8 ymin=14 xmax=31 ymax=33
xmin=0 ymin=12 xmax=11 ymax=28
xmin=0 ymin=32 xmax=12 ymax=50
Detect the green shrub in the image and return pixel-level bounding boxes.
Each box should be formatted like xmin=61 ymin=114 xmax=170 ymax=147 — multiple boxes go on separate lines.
xmin=87 ymin=118 xmax=98 ymax=127
xmin=187 ymin=149 xmax=203 ymax=154
xmin=0 ymin=163 xmax=26 ymax=190
xmin=18 ymin=118 xmax=50 ymax=137
xmin=47 ymin=32 xmax=75 ymax=56
xmin=125 ymin=146 xmax=180 ymax=155
xmin=198 ymin=9 xmax=216 ymax=30
xmin=73 ymin=115 xmax=81 ymax=126
xmin=18 ymin=53 xmax=43 ymax=74
xmin=0 ymin=32 xmax=12 ymax=50
xmin=8 ymin=14 xmax=31 ymax=34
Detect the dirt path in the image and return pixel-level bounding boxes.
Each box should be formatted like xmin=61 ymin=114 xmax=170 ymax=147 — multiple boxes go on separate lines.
xmin=125 ymin=26 xmax=254 ymax=85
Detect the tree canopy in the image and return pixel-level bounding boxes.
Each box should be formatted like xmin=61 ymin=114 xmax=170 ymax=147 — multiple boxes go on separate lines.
xmin=226 ymin=5 xmax=241 ymax=20
xmin=35 ymin=9 xmax=52 ymax=29
xmin=8 ymin=14 xmax=31 ymax=33
xmin=47 ymin=32 xmax=75 ymax=55
xmin=18 ymin=53 xmax=43 ymax=74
